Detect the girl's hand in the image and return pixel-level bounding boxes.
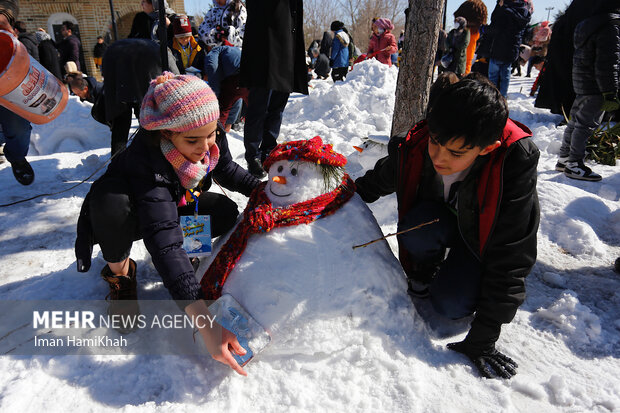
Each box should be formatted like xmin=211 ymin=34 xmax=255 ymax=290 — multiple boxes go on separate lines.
xmin=186 ymin=300 xmax=248 ymax=376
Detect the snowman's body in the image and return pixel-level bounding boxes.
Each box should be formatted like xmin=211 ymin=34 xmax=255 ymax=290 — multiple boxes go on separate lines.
xmin=196 ymin=158 xmax=410 ymax=355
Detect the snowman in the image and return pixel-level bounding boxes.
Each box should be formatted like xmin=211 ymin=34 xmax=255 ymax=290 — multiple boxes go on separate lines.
xmin=196 ymin=136 xmax=412 ymax=356
xmin=349 ymin=134 xmax=390 ymax=175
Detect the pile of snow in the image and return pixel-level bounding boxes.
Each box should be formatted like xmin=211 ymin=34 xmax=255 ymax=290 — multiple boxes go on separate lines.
xmin=0 ymin=60 xmax=618 ymax=411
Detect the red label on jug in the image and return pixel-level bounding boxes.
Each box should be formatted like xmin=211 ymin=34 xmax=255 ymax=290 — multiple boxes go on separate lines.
xmin=2 ymin=56 xmax=63 ymax=116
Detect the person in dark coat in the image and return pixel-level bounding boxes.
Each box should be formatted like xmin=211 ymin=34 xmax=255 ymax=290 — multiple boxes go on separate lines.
xmin=534 ymin=0 xmax=611 ymax=116
xmin=67 ymin=75 xmax=104 ymax=104
xmin=309 ymin=47 xmax=330 ymax=79
xmin=100 ymin=38 xmax=180 ymax=155
xmin=128 ymin=0 xmax=154 ymax=39
xmin=35 ymin=29 xmax=62 ymax=80
xmin=556 ymin=3 xmax=620 ymax=182
xmin=57 ymin=20 xmax=85 ymax=76
xmin=240 ymin=0 xmax=309 ymax=178
xmin=486 ymin=0 xmax=531 ymax=96
xmin=355 ymin=79 xmax=540 ymax=379
xmin=14 ymin=20 xmax=38 ymax=61
xmin=319 ymin=30 xmax=333 ymax=56
xmin=446 ymin=16 xmax=470 ymax=76
xmin=75 ymin=73 xmax=257 ymax=375
xmin=93 ymin=36 xmax=107 ymax=69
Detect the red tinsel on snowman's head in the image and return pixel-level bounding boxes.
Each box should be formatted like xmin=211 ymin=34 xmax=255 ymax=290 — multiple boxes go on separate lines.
xmin=263 ymin=136 xmax=347 ymax=171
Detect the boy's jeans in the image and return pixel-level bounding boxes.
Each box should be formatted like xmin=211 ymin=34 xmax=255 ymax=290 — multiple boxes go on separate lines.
xmin=398 ymin=201 xmax=482 ymax=319
xmin=560 ymin=94 xmax=605 ymax=162
xmin=0 ymin=105 xmax=32 ymax=164
xmin=488 ymin=58 xmax=511 ymax=97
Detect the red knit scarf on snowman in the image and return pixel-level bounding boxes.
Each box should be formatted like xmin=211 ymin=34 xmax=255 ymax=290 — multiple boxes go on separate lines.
xmin=200 ymin=174 xmax=356 ymax=299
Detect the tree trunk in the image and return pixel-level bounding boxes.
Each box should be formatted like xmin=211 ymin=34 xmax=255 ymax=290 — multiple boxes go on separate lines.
xmin=391 ymin=0 xmax=445 ymax=137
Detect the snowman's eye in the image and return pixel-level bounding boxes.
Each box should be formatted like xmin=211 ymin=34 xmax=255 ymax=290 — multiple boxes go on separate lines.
xmin=291 ymin=168 xmax=298 ymax=176
xmin=277 ymin=165 xmax=283 ymax=173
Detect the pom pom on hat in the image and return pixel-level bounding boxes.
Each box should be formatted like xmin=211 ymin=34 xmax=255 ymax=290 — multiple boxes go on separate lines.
xmin=263 ymin=136 xmax=347 ymax=171
xmin=140 ymin=72 xmax=220 ymax=132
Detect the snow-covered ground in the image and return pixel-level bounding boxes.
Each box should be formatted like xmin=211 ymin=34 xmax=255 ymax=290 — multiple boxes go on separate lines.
xmin=0 ymin=60 xmax=618 ymax=412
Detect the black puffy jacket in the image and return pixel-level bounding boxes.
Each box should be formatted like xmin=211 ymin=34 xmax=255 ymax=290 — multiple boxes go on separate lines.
xmin=75 ymin=127 xmax=259 ymax=301
xmin=572 ymin=13 xmax=620 ymax=95
xmin=18 ymin=31 xmax=39 ymax=61
xmin=488 ymin=0 xmax=531 ymax=63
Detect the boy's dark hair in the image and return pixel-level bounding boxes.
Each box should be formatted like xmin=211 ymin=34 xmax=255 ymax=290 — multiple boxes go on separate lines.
xmin=62 ymin=21 xmax=74 ymax=32
xmin=462 ymin=71 xmax=492 ymax=84
xmin=427 ymin=78 xmax=508 ymax=148
xmin=97 ymin=35 xmax=103 ymax=40
xmin=68 ymin=76 xmax=88 ymax=91
xmin=14 ymin=20 xmax=27 ymax=33
xmin=427 ymin=71 xmax=459 ymax=115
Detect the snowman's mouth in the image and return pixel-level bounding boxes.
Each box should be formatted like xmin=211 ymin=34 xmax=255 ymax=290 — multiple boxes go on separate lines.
xmin=269 ymin=185 xmax=292 ymax=198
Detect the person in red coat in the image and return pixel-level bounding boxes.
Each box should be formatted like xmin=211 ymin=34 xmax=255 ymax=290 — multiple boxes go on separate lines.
xmin=367 ymin=18 xmax=398 ymax=66
xmin=355 ymin=78 xmax=540 ymax=379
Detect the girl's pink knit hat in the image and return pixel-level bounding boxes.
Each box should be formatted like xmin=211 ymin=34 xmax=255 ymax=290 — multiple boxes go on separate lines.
xmin=140 ymin=72 xmax=220 ymax=132
xmin=374 ymin=18 xmax=394 ymax=31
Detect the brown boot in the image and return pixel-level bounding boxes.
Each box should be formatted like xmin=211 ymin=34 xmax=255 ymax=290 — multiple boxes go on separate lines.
xmin=101 ymin=259 xmax=140 ymax=333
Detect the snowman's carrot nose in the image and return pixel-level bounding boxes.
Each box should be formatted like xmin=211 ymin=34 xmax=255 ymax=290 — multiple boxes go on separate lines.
xmin=272 ymin=176 xmax=287 ymax=184
xmin=353 ymin=146 xmax=363 ymax=153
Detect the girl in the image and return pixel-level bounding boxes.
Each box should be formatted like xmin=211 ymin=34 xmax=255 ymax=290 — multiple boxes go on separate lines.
xmin=75 ymin=72 xmax=259 ymax=375
xmin=367 ymin=18 xmax=398 ymax=67
xmin=198 ymin=0 xmax=247 ymax=47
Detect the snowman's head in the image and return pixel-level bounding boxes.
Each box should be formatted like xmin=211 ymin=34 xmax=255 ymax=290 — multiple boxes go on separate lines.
xmin=266 ymin=160 xmax=344 ymax=207
xmin=262 ymin=136 xmax=348 ymax=208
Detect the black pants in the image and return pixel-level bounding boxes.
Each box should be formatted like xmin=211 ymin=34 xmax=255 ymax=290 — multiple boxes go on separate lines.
xmin=110 ymin=104 xmax=140 ymax=156
xmin=243 ymin=87 xmax=290 ymax=163
xmin=398 ymin=201 xmax=482 ymax=319
xmin=331 ymin=67 xmax=348 ymax=82
xmin=89 ymin=177 xmax=239 ymax=263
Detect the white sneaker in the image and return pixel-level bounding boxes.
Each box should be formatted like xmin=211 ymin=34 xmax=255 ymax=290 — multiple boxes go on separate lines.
xmin=564 ymin=161 xmax=602 ymax=182
xmin=555 ymin=156 xmax=569 ymax=172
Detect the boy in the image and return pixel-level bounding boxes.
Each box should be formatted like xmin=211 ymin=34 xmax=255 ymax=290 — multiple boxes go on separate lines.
xmin=170 ymin=15 xmax=205 ymax=75
xmin=93 ymin=36 xmax=106 ymax=70
xmin=356 ymin=79 xmax=540 ymax=379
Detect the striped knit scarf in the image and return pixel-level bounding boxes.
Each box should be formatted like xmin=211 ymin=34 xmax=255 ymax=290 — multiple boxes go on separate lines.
xmin=160 ymin=139 xmax=220 ymax=189
xmin=200 ymin=174 xmax=356 ymax=299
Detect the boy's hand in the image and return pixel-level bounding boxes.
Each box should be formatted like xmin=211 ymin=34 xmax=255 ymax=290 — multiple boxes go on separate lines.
xmin=601 ymin=93 xmax=620 ymax=112
xmin=447 ymin=340 xmax=517 ymax=379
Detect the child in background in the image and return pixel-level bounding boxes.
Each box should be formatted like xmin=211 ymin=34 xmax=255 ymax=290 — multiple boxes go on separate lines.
xmin=93 ymin=36 xmax=107 ymax=70
xmin=171 ymin=15 xmax=206 ymax=75
xmin=75 ymin=73 xmax=260 ymax=376
xmin=367 ymin=18 xmax=398 ymax=67
xmin=355 ymin=78 xmax=540 ymax=379
xmin=329 ymin=20 xmax=350 ymax=82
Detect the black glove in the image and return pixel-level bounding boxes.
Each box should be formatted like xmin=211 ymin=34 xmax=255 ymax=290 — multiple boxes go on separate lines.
xmin=447 ymin=318 xmax=518 ymax=379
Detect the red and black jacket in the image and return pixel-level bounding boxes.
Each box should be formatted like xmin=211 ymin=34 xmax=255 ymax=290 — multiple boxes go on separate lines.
xmin=356 ymin=119 xmax=540 ymax=345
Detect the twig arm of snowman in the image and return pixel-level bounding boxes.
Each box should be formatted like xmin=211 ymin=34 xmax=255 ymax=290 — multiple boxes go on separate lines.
xmin=352 ymin=219 xmax=439 ymax=250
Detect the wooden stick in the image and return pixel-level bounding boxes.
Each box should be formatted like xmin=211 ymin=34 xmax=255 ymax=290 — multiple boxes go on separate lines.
xmin=352 ymin=218 xmax=439 ymax=250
